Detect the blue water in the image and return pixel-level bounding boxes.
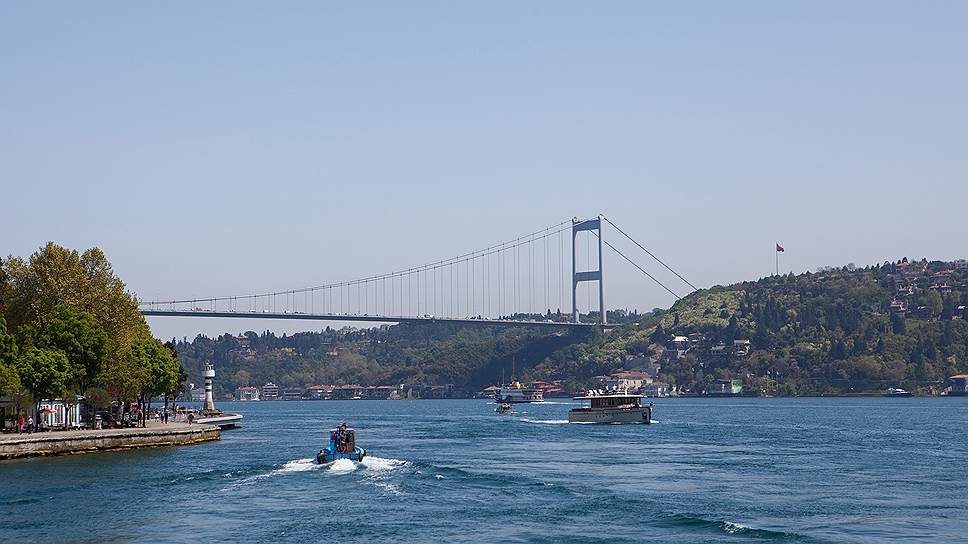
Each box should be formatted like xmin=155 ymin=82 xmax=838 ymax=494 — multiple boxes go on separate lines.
xmin=1 ymin=398 xmax=966 ymax=543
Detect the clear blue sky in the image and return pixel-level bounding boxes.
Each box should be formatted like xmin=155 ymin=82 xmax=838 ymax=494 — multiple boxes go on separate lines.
xmin=3 ymin=2 xmax=966 ymax=340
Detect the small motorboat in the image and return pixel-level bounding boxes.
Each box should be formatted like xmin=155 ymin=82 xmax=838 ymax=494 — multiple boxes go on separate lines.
xmin=884 ymin=387 xmax=913 ymax=397
xmin=495 ymin=403 xmax=513 ymax=413
xmin=317 ymin=423 xmax=366 ymax=464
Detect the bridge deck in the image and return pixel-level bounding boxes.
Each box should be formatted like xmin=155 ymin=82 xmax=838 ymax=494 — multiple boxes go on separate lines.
xmin=140 ymin=309 xmax=604 ymax=329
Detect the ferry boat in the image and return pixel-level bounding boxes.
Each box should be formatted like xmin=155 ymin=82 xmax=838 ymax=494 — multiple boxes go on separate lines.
xmin=568 ymin=389 xmax=653 ymax=424
xmin=884 ymin=387 xmax=913 ymax=397
xmin=495 ymin=381 xmax=544 ymax=403
xmin=316 ymin=423 xmax=366 ymax=464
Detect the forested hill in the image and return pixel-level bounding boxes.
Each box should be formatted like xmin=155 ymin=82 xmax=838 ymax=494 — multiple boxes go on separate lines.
xmin=175 ymin=322 xmax=594 ymax=397
xmin=177 ymin=258 xmax=968 ymax=397
xmin=554 ymin=258 xmax=968 ymax=395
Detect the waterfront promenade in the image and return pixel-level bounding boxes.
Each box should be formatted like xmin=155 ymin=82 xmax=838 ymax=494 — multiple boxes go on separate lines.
xmin=0 ymin=421 xmax=220 ymax=460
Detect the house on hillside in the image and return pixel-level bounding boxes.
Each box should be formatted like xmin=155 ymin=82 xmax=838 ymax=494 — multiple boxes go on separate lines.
xmin=606 ymin=371 xmax=652 ymax=391
xmin=734 ymin=340 xmax=752 ymax=357
xmin=929 ymin=283 xmax=953 ymax=296
xmin=954 ymin=259 xmax=968 ymax=271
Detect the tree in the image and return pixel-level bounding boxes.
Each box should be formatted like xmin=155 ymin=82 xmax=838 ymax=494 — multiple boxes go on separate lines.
xmin=35 ymin=305 xmax=110 ymax=426
xmin=891 ymin=313 xmax=907 ymax=335
xmin=16 ymin=346 xmax=70 ymax=414
xmin=37 ymin=305 xmax=110 ymax=394
xmin=3 ymin=243 xmax=149 ymax=379
xmin=127 ymin=336 xmax=179 ymax=427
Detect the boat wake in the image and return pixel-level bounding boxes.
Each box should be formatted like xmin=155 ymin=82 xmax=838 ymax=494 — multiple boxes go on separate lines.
xmin=359 ymin=456 xmax=413 ymax=495
xmin=327 ymin=458 xmax=358 ymax=474
xmin=521 ymin=418 xmax=590 ymax=425
xmin=224 ymin=455 xmax=412 ymax=493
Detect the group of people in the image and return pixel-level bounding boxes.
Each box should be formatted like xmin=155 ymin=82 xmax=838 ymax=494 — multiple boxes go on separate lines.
xmin=153 ymin=409 xmax=171 ymax=424
xmin=17 ymin=415 xmax=35 ymax=434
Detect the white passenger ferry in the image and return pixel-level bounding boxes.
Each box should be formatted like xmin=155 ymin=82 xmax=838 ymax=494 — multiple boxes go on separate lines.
xmin=568 ymin=389 xmax=653 ymax=424
xmin=495 ymin=381 xmax=544 ymax=403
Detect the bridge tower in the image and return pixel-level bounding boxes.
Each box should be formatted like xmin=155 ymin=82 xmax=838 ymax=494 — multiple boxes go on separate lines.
xmin=572 ymin=215 xmax=606 ymax=325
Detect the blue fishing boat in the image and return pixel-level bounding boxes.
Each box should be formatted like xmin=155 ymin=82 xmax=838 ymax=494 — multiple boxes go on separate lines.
xmin=316 ymin=423 xmax=367 ymax=464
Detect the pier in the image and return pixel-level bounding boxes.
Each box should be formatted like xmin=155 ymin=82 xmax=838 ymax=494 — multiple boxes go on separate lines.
xmin=0 ymin=422 xmax=220 ymax=460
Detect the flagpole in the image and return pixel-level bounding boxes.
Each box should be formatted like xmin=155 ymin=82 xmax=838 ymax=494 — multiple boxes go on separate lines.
xmin=776 ymin=246 xmax=778 ymax=276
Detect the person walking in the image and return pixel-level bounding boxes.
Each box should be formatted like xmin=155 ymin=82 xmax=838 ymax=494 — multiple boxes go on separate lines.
xmin=163 ymin=410 xmax=169 ymax=424
xmin=18 ymin=414 xmax=24 ymax=434
xmin=27 ymin=415 xmax=34 ymax=434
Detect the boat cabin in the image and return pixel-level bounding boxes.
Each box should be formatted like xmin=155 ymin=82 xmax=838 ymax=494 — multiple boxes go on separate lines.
xmin=329 ymin=424 xmax=356 ymax=454
xmin=574 ymin=390 xmax=644 ymax=410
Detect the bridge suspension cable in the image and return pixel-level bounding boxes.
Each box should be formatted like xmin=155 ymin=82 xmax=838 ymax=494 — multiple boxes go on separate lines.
xmin=142 ymin=213 xmax=698 ymax=325
xmin=601 ymin=215 xmax=698 ymax=292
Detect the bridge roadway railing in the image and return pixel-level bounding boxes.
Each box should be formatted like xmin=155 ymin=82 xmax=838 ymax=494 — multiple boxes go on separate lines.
xmin=139 ymin=309 xmax=608 ymax=329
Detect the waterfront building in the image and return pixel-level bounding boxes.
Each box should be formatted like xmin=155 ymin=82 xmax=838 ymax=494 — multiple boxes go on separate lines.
xmin=705 ymin=379 xmax=744 ymax=396
xmin=234 ymin=386 xmax=260 ymax=401
xmin=261 ymin=382 xmax=279 ymax=400
xmin=306 ymin=385 xmax=335 ymax=399
xmin=190 ymin=388 xmax=206 ymax=402
xmin=37 ymin=396 xmax=83 ymax=429
xmin=281 ymin=388 xmax=304 ymax=400
xmin=0 ymin=397 xmax=16 ymax=431
xmin=478 ymin=385 xmax=500 ymax=398
xmin=641 ymin=382 xmax=671 ymax=397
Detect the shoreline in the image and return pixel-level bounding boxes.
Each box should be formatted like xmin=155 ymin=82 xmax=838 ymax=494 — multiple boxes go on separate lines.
xmin=0 ymin=422 xmax=220 ymax=461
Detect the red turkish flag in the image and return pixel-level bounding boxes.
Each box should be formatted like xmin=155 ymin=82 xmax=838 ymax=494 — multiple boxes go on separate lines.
xmin=776 ymin=243 xmax=785 ymax=252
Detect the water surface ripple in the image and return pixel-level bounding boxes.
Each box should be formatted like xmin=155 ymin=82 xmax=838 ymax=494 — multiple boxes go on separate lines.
xmin=1 ymin=397 xmax=965 ymax=543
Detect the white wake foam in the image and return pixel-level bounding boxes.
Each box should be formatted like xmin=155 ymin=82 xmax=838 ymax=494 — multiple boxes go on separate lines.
xmin=327 ymin=458 xmax=358 ymax=474
xmin=277 ymin=458 xmax=318 ymax=473
xmin=521 ymin=418 xmax=571 ymax=425
xmin=361 ymin=455 xmax=409 ymax=472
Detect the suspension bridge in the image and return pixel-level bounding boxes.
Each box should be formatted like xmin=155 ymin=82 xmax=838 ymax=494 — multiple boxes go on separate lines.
xmin=140 ymin=215 xmax=697 ymax=329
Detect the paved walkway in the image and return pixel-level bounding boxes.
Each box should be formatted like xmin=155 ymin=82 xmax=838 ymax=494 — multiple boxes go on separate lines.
xmin=0 ymin=421 xmax=208 ymax=445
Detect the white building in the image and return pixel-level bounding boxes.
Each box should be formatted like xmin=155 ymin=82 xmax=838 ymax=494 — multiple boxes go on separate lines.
xmin=38 ymin=396 xmax=83 ymax=429
xmin=605 ymin=371 xmax=652 ymax=391
xmin=261 ymin=382 xmax=279 ymax=400
xmin=235 ymin=386 xmax=260 ymax=401
xmin=641 ymin=382 xmax=671 ymax=397
xmin=190 ymin=388 xmax=206 ymax=402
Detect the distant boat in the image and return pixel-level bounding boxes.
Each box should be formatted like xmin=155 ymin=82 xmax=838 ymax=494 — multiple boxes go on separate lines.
xmin=569 ymin=389 xmax=653 ymax=424
xmin=884 ymin=387 xmax=913 ymax=397
xmin=495 ymin=403 xmax=513 ymax=413
xmin=495 ymin=381 xmax=544 ymax=403
xmin=494 ymin=359 xmax=544 ymax=403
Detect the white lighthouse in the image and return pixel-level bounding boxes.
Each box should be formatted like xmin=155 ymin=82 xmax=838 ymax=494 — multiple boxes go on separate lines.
xmin=203 ymin=362 xmax=216 ymax=413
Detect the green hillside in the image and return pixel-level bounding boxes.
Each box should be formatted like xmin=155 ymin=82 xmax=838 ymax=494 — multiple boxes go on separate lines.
xmin=544 ymin=258 xmax=968 ymax=395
